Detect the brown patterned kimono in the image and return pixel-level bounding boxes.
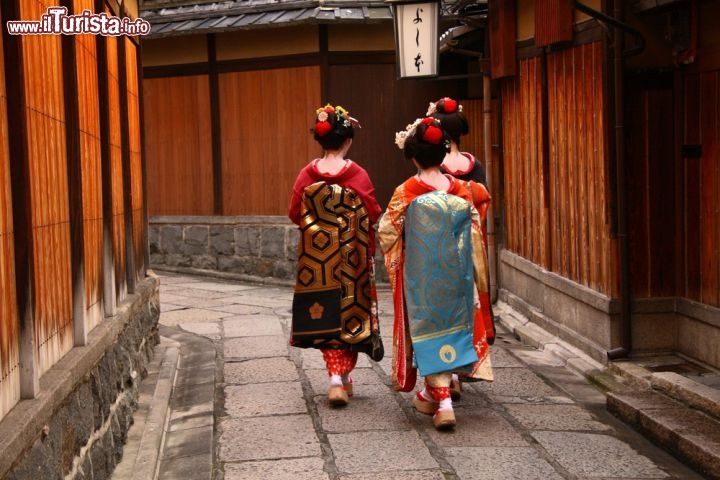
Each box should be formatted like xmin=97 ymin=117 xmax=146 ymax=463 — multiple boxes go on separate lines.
xmin=290 ymin=181 xmax=383 ymax=361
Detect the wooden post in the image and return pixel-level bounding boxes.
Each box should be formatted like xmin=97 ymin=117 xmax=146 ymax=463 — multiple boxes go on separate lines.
xmin=118 ymin=36 xmax=137 ymax=294
xmin=61 ymin=0 xmax=88 ymax=346
xmin=96 ymin=0 xmax=116 ymax=316
xmin=2 ymin=0 xmax=39 ymax=397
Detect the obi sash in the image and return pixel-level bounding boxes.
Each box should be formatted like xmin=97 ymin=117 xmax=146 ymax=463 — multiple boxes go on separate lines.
xmin=290 ymin=182 xmax=383 ymax=360
xmin=404 ymin=191 xmax=478 ymax=376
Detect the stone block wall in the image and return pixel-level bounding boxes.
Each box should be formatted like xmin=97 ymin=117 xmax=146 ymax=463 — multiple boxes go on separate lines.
xmin=150 ymin=216 xmax=297 ymax=281
xmin=149 ymin=216 xmax=389 ymax=283
xmin=0 ymin=275 xmax=160 ymax=480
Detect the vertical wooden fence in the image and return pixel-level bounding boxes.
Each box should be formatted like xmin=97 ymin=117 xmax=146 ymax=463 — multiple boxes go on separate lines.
xmin=501 ymin=42 xmax=616 ymax=296
xmin=0 ymin=0 xmax=146 ymax=421
xmin=126 ymin=37 xmax=146 ymax=281
xmin=21 ymin=0 xmax=74 ymax=376
xmin=143 ymin=56 xmax=467 ymax=215
xmin=682 ymin=71 xmax=720 ymax=307
xmin=106 ymin=33 xmax=128 ymax=301
xmin=0 ymin=7 xmax=20 ymax=421
xmin=76 ymin=0 xmax=104 ymax=331
xmin=144 ymin=75 xmax=215 ymax=215
xmin=218 ymin=66 xmax=321 ymax=215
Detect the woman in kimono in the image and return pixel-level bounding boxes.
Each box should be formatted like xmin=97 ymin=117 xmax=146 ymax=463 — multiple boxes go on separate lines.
xmin=288 ymin=104 xmax=383 ymax=407
xmin=378 ymin=117 xmax=493 ymax=430
xmin=429 ymin=97 xmax=496 ymax=401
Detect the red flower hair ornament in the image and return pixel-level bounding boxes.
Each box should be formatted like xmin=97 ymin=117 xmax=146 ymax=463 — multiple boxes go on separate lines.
xmin=313 ymin=104 xmax=357 ymax=137
xmin=422 ymin=124 xmax=444 ymax=145
xmin=314 ymin=120 xmax=332 ymax=137
xmin=426 ymin=97 xmax=463 ymax=116
xmin=395 ymin=117 xmax=445 ymax=148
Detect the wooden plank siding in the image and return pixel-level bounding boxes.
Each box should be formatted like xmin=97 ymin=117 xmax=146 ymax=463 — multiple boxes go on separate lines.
xmin=546 ymin=42 xmax=613 ymax=295
xmin=501 ymin=57 xmax=550 ymax=269
xmin=501 ymin=42 xmax=615 ymax=296
xmin=105 ymin=33 xmax=127 ymax=301
xmin=684 ymin=71 xmax=720 ymax=307
xmin=144 ymin=75 xmax=214 ymax=215
xmin=0 ymin=7 xmax=21 ymax=419
xmin=683 ymin=73 xmax=702 ymax=302
xmin=20 ymin=0 xmax=74 ymax=375
xmin=697 ymin=72 xmax=719 ymax=307
xmin=0 ymin=0 xmax=148 ymax=420
xmin=75 ymin=0 xmax=104 ymax=330
xmin=624 ymin=70 xmax=720 ymax=309
xmin=625 ymin=75 xmax=676 ymax=299
xmin=143 ymin=57 xmax=467 ymax=215
xmin=126 ymin=38 xmax=145 ymax=281
xmin=219 ymin=66 xmax=321 ymax=215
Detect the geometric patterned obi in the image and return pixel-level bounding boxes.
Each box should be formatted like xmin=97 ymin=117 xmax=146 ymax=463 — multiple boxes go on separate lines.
xmin=290 ymin=182 xmax=383 ymax=360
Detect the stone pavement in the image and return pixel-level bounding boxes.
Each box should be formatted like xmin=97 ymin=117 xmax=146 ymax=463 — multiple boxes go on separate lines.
xmin=112 ymin=271 xmax=708 ymax=480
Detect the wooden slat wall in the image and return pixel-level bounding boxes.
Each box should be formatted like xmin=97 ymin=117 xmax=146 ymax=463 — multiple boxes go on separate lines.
xmin=219 ymin=66 xmax=321 ymax=215
xmin=106 ymin=33 xmax=127 ymax=300
xmin=684 ymin=72 xmax=720 ymax=307
xmin=501 ymin=57 xmax=550 ymax=269
xmin=144 ymin=76 xmax=214 ymax=215
xmin=0 ymin=8 xmax=21 ymax=420
xmin=75 ymin=0 xmax=103 ymax=330
xmin=502 ymin=42 xmax=614 ymax=296
xmin=125 ymin=38 xmax=144 ymax=280
xmin=546 ymin=42 xmax=613 ymax=295
xmin=20 ymin=0 xmax=74 ymax=375
xmin=625 ymin=80 xmax=676 ymax=299
xmin=0 ymin=0 xmax=149 ymax=418
xmin=145 ymin=61 xmax=464 ymax=215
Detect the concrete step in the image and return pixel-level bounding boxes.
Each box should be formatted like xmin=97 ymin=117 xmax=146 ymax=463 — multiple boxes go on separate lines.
xmin=607 ymin=389 xmax=720 ymax=479
xmin=607 ymin=361 xmax=720 ymax=479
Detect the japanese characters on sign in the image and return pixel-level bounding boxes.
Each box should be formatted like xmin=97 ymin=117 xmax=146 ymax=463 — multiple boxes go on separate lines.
xmin=393 ymin=1 xmax=439 ymax=78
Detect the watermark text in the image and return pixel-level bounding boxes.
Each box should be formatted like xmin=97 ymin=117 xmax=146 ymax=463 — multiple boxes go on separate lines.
xmin=7 ymin=7 xmax=151 ymax=36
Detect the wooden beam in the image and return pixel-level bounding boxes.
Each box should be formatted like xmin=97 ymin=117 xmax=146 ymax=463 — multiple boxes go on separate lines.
xmin=488 ymin=0 xmax=517 ymax=79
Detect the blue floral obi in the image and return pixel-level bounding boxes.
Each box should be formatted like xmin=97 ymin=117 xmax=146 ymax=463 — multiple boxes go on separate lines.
xmin=404 ymin=191 xmax=478 ymax=376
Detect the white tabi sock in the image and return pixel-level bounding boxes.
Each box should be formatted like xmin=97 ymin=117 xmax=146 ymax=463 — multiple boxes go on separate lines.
xmin=438 ymin=398 xmax=453 ymax=412
xmin=329 ymin=374 xmax=343 ymax=387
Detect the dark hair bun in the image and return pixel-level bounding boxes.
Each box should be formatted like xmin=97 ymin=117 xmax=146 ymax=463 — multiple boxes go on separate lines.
xmin=312 ymin=104 xmax=355 ymax=150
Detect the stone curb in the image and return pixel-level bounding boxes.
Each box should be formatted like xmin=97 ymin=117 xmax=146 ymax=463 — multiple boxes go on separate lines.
xmin=112 ymin=337 xmax=180 ymax=480
xmin=112 ymin=327 xmax=216 ymax=480
xmin=131 ymin=339 xmax=179 ymax=480
xmin=155 ymin=326 xmax=216 ymax=480
xmin=494 ymin=301 xmax=605 ymax=380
